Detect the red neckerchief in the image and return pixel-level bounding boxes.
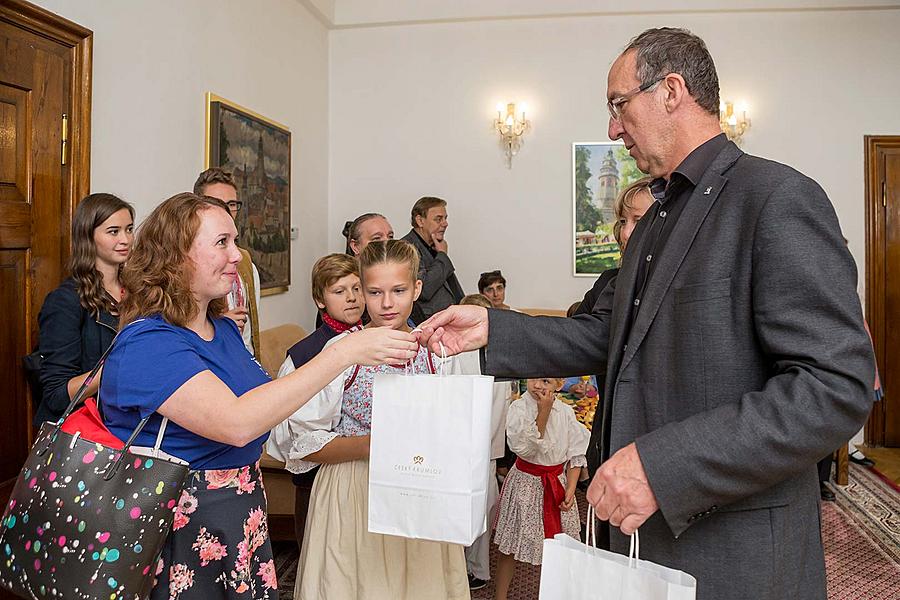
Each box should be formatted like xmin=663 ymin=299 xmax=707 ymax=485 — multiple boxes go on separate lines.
xmin=322 ymin=311 xmax=361 ymax=334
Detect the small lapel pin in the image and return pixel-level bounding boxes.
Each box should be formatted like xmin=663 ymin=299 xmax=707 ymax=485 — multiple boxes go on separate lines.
xmin=704 ymin=186 xmax=713 ymax=195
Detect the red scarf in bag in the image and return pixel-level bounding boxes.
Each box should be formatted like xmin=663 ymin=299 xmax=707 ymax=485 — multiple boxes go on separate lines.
xmin=60 ymin=397 xmax=125 ymax=449
xmin=515 ymin=457 xmax=566 ymax=538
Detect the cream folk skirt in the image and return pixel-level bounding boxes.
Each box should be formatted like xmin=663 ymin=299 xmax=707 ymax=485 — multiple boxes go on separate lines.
xmin=295 ymin=458 xmax=470 ymax=600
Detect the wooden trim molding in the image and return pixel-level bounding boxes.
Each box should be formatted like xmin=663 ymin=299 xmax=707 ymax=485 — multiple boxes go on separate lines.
xmin=864 ymin=135 xmax=900 ymax=446
xmin=0 ymin=0 xmax=91 ymax=45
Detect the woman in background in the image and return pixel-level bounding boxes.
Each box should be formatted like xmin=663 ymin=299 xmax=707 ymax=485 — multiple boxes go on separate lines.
xmin=36 ymin=193 xmax=134 ymax=425
xmin=477 ymin=270 xmax=510 ymax=310
xmin=572 ymin=177 xmax=654 ymax=316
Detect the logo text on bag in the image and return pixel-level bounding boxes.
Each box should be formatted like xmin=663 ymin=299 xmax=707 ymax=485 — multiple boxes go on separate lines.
xmin=394 ymin=455 xmax=442 ymax=476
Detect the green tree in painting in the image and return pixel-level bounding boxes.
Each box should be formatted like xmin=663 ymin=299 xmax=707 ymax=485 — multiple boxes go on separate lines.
xmin=575 ymin=146 xmax=603 ymax=231
xmin=614 ymin=145 xmax=647 ymax=187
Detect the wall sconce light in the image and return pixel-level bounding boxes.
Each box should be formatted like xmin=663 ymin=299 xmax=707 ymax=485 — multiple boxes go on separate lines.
xmin=494 ymin=102 xmax=530 ymax=168
xmin=719 ymin=101 xmax=750 ymax=144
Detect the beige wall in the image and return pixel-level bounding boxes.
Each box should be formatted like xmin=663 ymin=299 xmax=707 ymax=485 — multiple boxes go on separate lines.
xmin=29 ymin=2 xmax=900 ymax=325
xmin=329 ymin=8 xmax=900 ymax=310
xmin=35 ymin=0 xmax=330 ymax=331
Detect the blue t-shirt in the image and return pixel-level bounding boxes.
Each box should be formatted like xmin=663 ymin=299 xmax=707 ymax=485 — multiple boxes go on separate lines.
xmin=100 ymin=315 xmax=271 ymax=470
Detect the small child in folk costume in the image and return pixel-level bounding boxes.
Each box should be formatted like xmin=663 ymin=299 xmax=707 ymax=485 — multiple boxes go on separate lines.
xmin=493 ymin=377 xmax=590 ymax=600
xmin=268 ymin=239 xmax=469 ymax=600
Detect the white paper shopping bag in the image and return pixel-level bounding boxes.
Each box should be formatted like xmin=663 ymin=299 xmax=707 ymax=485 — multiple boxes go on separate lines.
xmin=539 ymin=509 xmax=697 ymax=600
xmin=368 ymin=370 xmax=493 ymax=545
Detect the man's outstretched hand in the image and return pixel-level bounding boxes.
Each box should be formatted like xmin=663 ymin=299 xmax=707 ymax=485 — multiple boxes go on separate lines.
xmin=417 ymin=305 xmax=490 ymax=355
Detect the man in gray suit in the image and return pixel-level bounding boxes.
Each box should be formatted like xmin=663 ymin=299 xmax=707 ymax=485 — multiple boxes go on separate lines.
xmin=419 ymin=28 xmax=874 ymax=600
xmin=402 ymin=196 xmax=464 ymax=323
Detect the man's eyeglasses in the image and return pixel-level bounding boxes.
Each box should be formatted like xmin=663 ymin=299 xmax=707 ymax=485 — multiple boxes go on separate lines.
xmin=226 ymin=201 xmax=243 ymax=212
xmin=607 ymin=76 xmax=665 ymax=122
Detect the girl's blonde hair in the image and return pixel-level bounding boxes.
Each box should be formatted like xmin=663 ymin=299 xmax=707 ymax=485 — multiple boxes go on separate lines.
xmin=613 ymin=176 xmax=654 ymax=248
xmin=358 ymin=239 xmax=420 ymax=284
xmin=461 ymin=293 xmax=492 ymax=309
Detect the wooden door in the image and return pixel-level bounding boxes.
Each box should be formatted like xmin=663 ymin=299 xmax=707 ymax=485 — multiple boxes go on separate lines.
xmin=0 ymin=1 xmax=91 ymax=514
xmin=865 ymin=136 xmax=900 ymax=447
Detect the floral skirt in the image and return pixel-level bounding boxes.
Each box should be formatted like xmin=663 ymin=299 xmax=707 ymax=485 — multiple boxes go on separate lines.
xmin=151 ymin=461 xmax=277 ymax=600
xmin=493 ymin=464 xmax=580 ymax=566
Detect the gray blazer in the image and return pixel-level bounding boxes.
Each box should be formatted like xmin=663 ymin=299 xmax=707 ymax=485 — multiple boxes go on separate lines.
xmin=484 ymin=142 xmax=874 ymax=600
xmin=402 ymin=229 xmax=464 ymax=321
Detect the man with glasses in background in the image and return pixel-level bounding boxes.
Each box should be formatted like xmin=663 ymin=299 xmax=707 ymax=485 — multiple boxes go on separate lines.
xmin=194 ymin=167 xmax=262 ymax=358
xmin=419 ymin=27 xmax=874 ymax=600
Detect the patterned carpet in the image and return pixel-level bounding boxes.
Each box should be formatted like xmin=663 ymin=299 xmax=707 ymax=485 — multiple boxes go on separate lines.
xmin=273 ymin=468 xmax=900 ymax=599
xmin=829 ymin=463 xmax=900 ymax=565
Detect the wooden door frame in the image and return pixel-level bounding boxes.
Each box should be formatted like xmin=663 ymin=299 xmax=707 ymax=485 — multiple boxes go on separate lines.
xmin=0 ymin=0 xmax=91 ymax=439
xmin=864 ymin=135 xmax=900 ymax=446
xmin=0 ymin=0 xmax=92 ymax=212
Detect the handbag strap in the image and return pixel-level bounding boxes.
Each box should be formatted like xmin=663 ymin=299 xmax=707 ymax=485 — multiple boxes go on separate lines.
xmin=38 ymin=319 xmax=172 ymax=480
xmin=102 ymin=413 xmax=172 ymax=481
xmin=154 ymin=417 xmax=169 ymax=455
xmin=53 ymin=318 xmax=146 ymax=427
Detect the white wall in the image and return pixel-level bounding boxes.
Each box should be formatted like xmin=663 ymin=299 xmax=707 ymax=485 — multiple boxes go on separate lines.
xmin=329 ymin=8 xmax=900 ymax=310
xmin=332 ymin=0 xmax=900 ymax=26
xmin=35 ymin=0 xmax=330 ymax=331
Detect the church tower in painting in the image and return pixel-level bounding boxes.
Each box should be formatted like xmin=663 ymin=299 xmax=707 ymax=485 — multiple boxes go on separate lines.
xmin=594 ymin=149 xmax=619 ymax=224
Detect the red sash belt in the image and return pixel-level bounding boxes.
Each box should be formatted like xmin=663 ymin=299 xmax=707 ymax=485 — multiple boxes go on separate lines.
xmin=515 ymin=457 xmax=565 ymax=539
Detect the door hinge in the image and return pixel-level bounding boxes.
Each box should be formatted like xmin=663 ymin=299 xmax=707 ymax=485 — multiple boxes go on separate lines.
xmin=61 ymin=113 xmax=68 ymax=165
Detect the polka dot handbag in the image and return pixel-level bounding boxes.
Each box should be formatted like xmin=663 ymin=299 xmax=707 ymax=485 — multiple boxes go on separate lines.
xmin=0 ymin=324 xmax=189 ymax=599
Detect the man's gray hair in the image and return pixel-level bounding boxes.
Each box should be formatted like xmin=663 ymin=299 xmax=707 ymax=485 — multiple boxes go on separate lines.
xmin=624 ymin=27 xmax=720 ymax=116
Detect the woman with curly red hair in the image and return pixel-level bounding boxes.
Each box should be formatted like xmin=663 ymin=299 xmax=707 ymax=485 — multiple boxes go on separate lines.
xmin=100 ymin=192 xmax=418 ymax=599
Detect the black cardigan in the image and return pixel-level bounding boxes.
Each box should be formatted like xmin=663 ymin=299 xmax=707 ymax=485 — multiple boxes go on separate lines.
xmin=36 ymin=278 xmax=118 ymax=426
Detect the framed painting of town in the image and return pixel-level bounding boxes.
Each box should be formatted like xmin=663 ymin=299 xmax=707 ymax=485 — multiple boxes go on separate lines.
xmin=206 ymin=93 xmax=291 ymax=294
xmin=572 ymin=142 xmax=644 ymax=276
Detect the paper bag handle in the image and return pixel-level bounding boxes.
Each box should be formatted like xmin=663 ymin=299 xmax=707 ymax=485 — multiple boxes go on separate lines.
xmin=585 ymin=505 xmax=640 ymax=566
xmin=410 ymin=328 xmax=447 ymax=377
xmin=628 ymin=530 xmax=640 ymax=566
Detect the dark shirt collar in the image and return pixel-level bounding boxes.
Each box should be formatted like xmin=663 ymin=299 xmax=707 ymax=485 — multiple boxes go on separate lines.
xmin=412 ymin=229 xmax=438 ymax=256
xmin=649 ymin=133 xmax=729 ymax=203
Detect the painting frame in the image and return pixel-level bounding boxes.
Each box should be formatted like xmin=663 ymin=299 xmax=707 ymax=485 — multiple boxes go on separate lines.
xmin=572 ymin=141 xmax=643 ymax=277
xmin=205 ymin=92 xmax=291 ymax=296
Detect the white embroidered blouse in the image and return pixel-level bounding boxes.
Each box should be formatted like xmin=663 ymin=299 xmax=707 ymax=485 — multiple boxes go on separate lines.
xmin=507 ymin=391 xmax=590 ymax=468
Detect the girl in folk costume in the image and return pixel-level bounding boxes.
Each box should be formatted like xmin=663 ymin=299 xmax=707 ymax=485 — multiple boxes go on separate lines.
xmin=269 ymin=239 xmax=469 ymax=600
xmin=268 ymin=253 xmax=363 ymax=546
xmin=493 ymin=377 xmax=590 ymax=600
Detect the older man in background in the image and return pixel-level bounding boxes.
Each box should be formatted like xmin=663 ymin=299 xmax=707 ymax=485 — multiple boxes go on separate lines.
xmin=402 ymin=196 xmax=464 ymax=323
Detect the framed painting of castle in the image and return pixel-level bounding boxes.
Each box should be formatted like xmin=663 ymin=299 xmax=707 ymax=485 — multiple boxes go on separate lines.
xmin=572 ymin=142 xmax=643 ymax=276
xmin=205 ymin=93 xmax=291 ymax=295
